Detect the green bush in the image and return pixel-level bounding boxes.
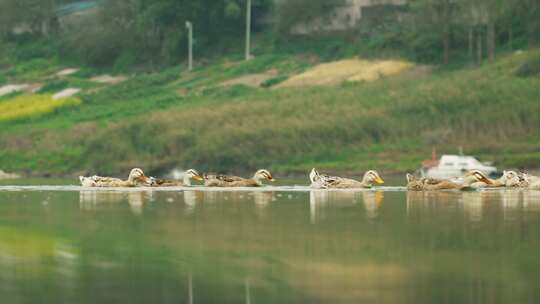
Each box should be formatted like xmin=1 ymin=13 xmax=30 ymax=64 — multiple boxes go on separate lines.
xmin=261 ymin=75 xmax=288 ymax=88
xmin=37 ymin=79 xmax=69 ymax=93
xmin=113 ymin=53 xmax=137 ymax=73
xmin=72 ymin=68 xmax=99 ymax=78
xmin=13 ymin=38 xmax=58 ymax=61
xmin=213 ymin=84 xmax=253 ymax=98
xmin=6 ymin=58 xmax=57 ymax=80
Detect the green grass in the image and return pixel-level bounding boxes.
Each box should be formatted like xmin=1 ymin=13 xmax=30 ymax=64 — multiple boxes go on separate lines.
xmin=4 ymin=58 xmax=60 ymax=81
xmin=0 ymin=49 xmax=539 ymax=176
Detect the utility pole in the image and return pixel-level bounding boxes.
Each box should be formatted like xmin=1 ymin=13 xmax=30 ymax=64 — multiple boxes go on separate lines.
xmin=185 ymin=21 xmax=193 ymax=71
xmin=245 ymin=0 xmax=252 ymax=61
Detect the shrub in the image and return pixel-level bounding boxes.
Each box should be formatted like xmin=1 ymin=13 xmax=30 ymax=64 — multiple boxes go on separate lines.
xmin=261 ymin=75 xmax=288 ymax=88
xmin=37 ymin=79 xmax=69 ymax=93
xmin=6 ymin=58 xmax=57 ymax=80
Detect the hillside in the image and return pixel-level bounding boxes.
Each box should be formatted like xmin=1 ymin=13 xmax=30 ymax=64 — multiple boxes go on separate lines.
xmin=0 ymin=49 xmax=539 ymax=177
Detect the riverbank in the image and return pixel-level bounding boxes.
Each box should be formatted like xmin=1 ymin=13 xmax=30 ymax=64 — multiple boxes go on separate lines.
xmin=0 ymin=49 xmax=539 ymax=177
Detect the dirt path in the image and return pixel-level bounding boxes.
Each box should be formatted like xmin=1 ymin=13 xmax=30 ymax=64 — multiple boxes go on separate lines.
xmin=277 ymin=59 xmax=415 ymax=88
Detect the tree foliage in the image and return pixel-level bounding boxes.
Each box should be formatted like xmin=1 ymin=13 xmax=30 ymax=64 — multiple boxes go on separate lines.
xmin=60 ymin=0 xmax=273 ymax=67
xmin=0 ymin=0 xmax=537 ymax=67
xmin=0 ymin=0 xmax=55 ymax=37
xmin=275 ymin=0 xmax=346 ymax=37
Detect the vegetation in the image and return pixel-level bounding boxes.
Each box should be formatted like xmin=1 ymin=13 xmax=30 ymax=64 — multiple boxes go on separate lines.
xmin=516 ymin=55 xmax=540 ymax=77
xmin=1 ymin=0 xmax=537 ymax=70
xmin=0 ymin=49 xmax=538 ymax=176
xmin=0 ymin=94 xmax=81 ymax=122
xmin=0 ymin=0 xmax=539 ymax=177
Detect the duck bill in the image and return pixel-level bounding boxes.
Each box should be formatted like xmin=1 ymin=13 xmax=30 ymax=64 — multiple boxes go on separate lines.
xmin=375 ymin=176 xmax=384 ymax=184
xmin=269 ymin=178 xmax=275 ymax=182
xmin=194 ymin=175 xmax=204 ymax=181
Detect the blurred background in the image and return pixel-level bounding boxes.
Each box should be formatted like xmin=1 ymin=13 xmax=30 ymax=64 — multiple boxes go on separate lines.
xmin=0 ymin=0 xmax=539 ymax=179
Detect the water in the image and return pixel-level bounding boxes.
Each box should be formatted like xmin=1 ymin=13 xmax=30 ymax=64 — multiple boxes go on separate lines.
xmin=0 ymin=183 xmax=539 ymax=304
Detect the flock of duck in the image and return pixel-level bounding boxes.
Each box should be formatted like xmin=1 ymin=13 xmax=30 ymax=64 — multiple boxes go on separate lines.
xmin=78 ymin=167 xmax=540 ymax=190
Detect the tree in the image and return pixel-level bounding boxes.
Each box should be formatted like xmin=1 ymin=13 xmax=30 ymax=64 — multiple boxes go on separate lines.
xmin=58 ymin=0 xmax=272 ymax=67
xmin=0 ymin=0 xmax=55 ymax=36
xmin=475 ymin=0 xmax=506 ymax=61
xmin=518 ymin=0 xmax=540 ymax=47
xmin=275 ymin=0 xmax=346 ymax=37
xmin=409 ymin=0 xmax=458 ymax=65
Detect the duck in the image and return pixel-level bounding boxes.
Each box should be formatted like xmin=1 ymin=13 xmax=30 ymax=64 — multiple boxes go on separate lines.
xmin=517 ymin=172 xmax=540 ymax=189
xmin=406 ymin=171 xmax=493 ymax=191
xmin=204 ymin=169 xmax=275 ymax=187
xmin=149 ymin=169 xmax=203 ymax=187
xmin=529 ymin=181 xmax=540 ymax=190
xmin=309 ymin=168 xmax=384 ymax=189
xmin=406 ymin=174 xmax=464 ymax=191
xmin=464 ymin=170 xmax=520 ymax=188
xmin=79 ymin=168 xmax=151 ymax=187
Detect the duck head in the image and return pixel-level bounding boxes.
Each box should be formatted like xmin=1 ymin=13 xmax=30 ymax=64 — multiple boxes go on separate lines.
xmin=128 ymin=168 xmax=151 ymax=185
xmin=406 ymin=173 xmax=417 ymax=184
xmin=182 ymin=169 xmax=203 ymax=186
xmin=309 ymin=168 xmax=320 ymax=183
xmin=79 ymin=176 xmax=97 ymax=187
xmin=185 ymin=169 xmax=203 ymax=181
xmin=363 ymin=170 xmax=384 ymax=185
xmin=253 ymin=169 xmax=275 ymax=182
xmin=501 ymin=170 xmax=520 ymax=187
xmin=406 ymin=173 xmax=423 ymax=191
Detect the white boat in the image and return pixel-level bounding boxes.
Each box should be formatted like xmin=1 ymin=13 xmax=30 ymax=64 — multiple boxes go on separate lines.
xmin=420 ymin=154 xmax=497 ymax=179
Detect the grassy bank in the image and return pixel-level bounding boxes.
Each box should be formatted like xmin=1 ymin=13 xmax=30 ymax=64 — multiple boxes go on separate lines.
xmin=0 ymin=49 xmax=539 ymax=177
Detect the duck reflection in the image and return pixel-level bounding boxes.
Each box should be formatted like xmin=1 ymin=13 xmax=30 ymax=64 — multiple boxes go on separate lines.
xmin=461 ymin=192 xmax=485 ymax=222
xmin=254 ymin=191 xmax=274 ymax=218
xmin=523 ymin=190 xmax=540 ymax=212
xmin=188 ymin=272 xmax=193 ymax=304
xmin=406 ymin=191 xmax=426 ymax=217
xmin=406 ymin=191 xmax=460 ymax=218
xmin=406 ymin=189 xmax=531 ymax=223
xmin=310 ymin=190 xmax=383 ymax=223
xmin=79 ymin=190 xmax=152 ymax=215
xmin=407 ymin=191 xmax=479 ymax=221
xmin=127 ymin=192 xmax=145 ymax=216
xmin=362 ymin=191 xmax=384 ymax=219
xmin=79 ymin=191 xmax=124 ymax=210
xmin=184 ymin=190 xmax=200 ymax=215
xmin=245 ymin=278 xmax=252 ymax=304
xmin=310 ymin=190 xmax=329 ymax=223
xmin=254 ymin=192 xmax=273 ymax=207
xmin=203 ymin=191 xmax=219 ymax=204
xmin=500 ymin=190 xmax=522 ymax=222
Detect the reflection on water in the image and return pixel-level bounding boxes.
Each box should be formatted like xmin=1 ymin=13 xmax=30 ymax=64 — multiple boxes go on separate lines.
xmin=184 ymin=190 xmax=199 ymax=215
xmin=310 ymin=190 xmax=384 ymax=222
xmin=524 ymin=191 xmax=540 ymax=211
xmin=79 ymin=190 xmax=155 ymax=216
xmin=405 ymin=190 xmax=540 ymax=223
xmin=2 ymin=188 xmax=540 ymax=303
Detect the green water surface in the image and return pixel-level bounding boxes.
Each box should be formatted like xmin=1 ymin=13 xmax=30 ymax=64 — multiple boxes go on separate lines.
xmin=0 ymin=187 xmax=539 ymax=304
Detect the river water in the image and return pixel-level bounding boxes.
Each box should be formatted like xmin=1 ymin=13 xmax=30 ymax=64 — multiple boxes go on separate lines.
xmin=0 ymin=181 xmax=539 ymax=303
